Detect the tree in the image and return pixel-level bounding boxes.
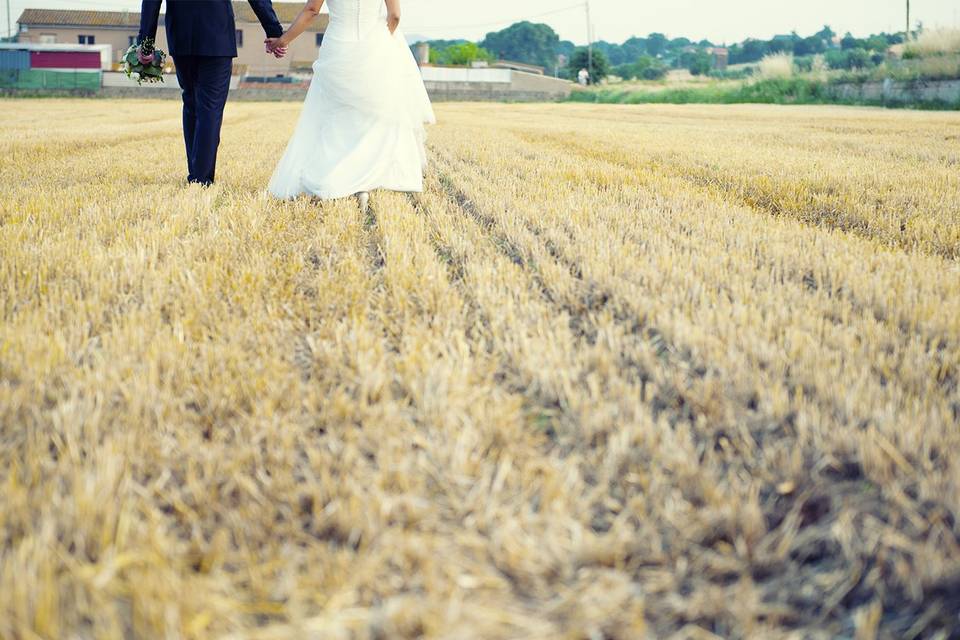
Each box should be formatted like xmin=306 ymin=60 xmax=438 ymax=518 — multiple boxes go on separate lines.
xmin=865 ymin=35 xmax=890 ymax=52
xmin=738 ymin=39 xmax=769 ymax=63
xmin=768 ymin=35 xmax=794 ymax=54
xmin=615 ymin=54 xmax=668 ymax=80
xmin=481 ymin=21 xmax=560 ymax=69
xmin=680 ymin=49 xmax=712 ymax=76
xmin=646 ymin=33 xmax=669 ymax=56
xmin=846 ymin=48 xmax=870 ymax=68
xmin=841 ymin=32 xmax=862 ymax=50
xmin=824 ymin=49 xmax=848 ymax=69
xmin=815 ymin=25 xmax=836 ymax=44
xmin=432 ymin=42 xmax=494 ymax=66
xmin=567 ymin=47 xmax=610 ymax=83
xmin=596 ymin=40 xmax=628 ymax=65
xmin=824 ymin=48 xmax=874 ymax=70
xmin=794 ymin=35 xmax=825 ymax=56
xmin=418 ymin=39 xmax=468 ymax=63
xmin=638 ymin=55 xmax=668 ymax=80
xmin=557 ymin=40 xmax=577 ymax=60
xmin=621 ymin=37 xmax=648 ymax=62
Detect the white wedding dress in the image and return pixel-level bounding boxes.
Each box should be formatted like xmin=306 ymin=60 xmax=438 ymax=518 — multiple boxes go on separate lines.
xmin=268 ymin=0 xmax=435 ymax=199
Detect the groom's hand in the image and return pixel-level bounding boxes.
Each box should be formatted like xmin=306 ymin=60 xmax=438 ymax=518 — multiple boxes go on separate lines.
xmin=264 ymin=38 xmax=288 ymax=59
xmin=264 ymin=38 xmax=286 ymax=58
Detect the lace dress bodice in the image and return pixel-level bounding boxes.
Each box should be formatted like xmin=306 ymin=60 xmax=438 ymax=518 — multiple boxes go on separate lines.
xmin=324 ymin=0 xmax=386 ymax=41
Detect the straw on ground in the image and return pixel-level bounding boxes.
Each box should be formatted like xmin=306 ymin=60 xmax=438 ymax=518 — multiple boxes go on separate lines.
xmin=1 ymin=100 xmax=959 ymax=639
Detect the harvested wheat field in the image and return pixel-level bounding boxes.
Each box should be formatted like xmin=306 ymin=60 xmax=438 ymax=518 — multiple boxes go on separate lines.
xmin=1 ymin=100 xmax=959 ymax=639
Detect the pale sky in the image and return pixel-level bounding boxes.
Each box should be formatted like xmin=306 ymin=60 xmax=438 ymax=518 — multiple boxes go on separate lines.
xmin=4 ymin=0 xmax=959 ymax=44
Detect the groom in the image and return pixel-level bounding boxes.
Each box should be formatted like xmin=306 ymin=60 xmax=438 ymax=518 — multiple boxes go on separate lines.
xmin=138 ymin=1 xmax=288 ymax=185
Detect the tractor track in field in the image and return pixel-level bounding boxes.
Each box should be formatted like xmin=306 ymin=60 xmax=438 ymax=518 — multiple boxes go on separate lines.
xmin=469 ymin=148 xmax=955 ymax=467
xmin=427 ymin=164 xmax=960 ymax=638
xmin=512 ymin=128 xmax=960 ymax=261
xmin=431 ymin=164 xmax=733 ymax=435
xmin=495 ymin=129 xmax=959 ymax=401
xmin=437 ymin=154 xmax=959 ymax=638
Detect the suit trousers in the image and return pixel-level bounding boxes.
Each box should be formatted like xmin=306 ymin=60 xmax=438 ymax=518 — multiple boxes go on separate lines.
xmin=174 ymin=56 xmax=233 ymax=185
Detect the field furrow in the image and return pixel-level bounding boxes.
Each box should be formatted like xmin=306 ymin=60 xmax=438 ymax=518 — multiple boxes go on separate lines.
xmin=429 ymin=119 xmax=957 ymax=437
xmin=460 ymin=103 xmax=960 ymax=258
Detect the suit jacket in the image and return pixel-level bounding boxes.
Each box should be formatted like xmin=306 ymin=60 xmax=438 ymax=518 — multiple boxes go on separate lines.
xmin=139 ymin=0 xmax=284 ymax=58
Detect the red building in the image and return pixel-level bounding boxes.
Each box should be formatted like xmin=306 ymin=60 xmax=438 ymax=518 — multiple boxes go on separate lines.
xmin=30 ymin=49 xmax=101 ymax=69
xmin=0 ymin=43 xmax=105 ymax=90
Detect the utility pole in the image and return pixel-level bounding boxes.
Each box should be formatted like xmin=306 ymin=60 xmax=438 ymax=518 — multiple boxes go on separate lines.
xmin=585 ymin=0 xmax=592 ymax=83
xmin=906 ymin=0 xmax=910 ymax=40
xmin=5 ymin=0 xmax=11 ymax=42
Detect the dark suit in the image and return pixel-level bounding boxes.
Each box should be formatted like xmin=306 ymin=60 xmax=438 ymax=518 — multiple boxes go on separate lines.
xmin=139 ymin=1 xmax=284 ymax=185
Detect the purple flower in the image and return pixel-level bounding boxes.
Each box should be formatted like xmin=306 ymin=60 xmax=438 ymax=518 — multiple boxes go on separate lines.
xmin=138 ymin=50 xmax=156 ymax=65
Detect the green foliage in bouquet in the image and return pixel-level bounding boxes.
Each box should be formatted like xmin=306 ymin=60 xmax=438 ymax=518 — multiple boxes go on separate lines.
xmin=122 ymin=37 xmax=167 ymax=85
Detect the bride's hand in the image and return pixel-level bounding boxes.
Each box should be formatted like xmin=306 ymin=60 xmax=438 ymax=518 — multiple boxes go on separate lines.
xmin=264 ymin=37 xmax=288 ymax=58
xmin=386 ymin=0 xmax=400 ymax=34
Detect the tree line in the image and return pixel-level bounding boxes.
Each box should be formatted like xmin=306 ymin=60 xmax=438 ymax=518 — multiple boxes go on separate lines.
xmin=417 ymin=22 xmax=910 ymax=82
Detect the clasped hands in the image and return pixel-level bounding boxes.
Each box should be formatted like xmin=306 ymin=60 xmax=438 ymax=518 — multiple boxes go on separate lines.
xmin=264 ymin=37 xmax=288 ymax=58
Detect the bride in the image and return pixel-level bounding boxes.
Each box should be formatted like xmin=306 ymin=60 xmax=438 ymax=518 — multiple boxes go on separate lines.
xmin=265 ymin=0 xmax=435 ymax=208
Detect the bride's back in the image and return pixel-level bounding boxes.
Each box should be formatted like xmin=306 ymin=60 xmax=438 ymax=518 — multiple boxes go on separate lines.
xmin=325 ymin=0 xmax=385 ymax=41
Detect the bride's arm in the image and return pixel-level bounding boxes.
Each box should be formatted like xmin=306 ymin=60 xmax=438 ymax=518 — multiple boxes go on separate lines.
xmin=274 ymin=0 xmax=325 ymax=48
xmin=385 ymin=0 xmax=401 ymax=34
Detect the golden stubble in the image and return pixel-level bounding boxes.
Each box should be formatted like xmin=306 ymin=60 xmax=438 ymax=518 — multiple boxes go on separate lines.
xmin=1 ymin=99 xmax=958 ymax=639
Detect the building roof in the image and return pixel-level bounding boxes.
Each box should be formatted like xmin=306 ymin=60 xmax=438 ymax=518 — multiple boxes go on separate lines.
xmin=18 ymin=8 xmax=141 ymax=28
xmin=235 ymin=3 xmax=328 ymax=29
xmin=491 ymin=60 xmax=545 ymax=75
xmin=0 ymin=42 xmax=110 ymax=52
xmin=19 ymin=4 xmax=328 ymax=31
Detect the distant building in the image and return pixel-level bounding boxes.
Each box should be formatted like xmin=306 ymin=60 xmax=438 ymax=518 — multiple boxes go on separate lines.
xmin=707 ymin=47 xmax=729 ymax=71
xmin=408 ymin=42 xmax=564 ymax=99
xmin=491 ymin=60 xmax=545 ymax=76
xmin=420 ymin=66 xmax=571 ymax=102
xmin=414 ymin=42 xmax=430 ymax=67
xmin=16 ymin=9 xmax=143 ymax=62
xmin=16 ymin=4 xmax=328 ymax=77
xmin=0 ymin=42 xmax=104 ymax=90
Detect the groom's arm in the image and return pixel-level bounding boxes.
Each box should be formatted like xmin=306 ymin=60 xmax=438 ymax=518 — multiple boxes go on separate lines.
xmin=248 ymin=0 xmax=284 ymax=38
xmin=137 ymin=0 xmax=162 ymax=44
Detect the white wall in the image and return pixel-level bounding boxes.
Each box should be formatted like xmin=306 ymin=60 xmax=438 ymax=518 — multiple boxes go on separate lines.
xmin=420 ymin=67 xmax=512 ymax=84
xmin=102 ymin=71 xmax=241 ymax=90
xmin=91 ymin=45 xmax=114 ymax=70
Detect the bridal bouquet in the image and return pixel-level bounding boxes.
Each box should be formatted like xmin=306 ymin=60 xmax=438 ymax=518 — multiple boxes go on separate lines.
xmin=122 ymin=38 xmax=167 ymax=85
